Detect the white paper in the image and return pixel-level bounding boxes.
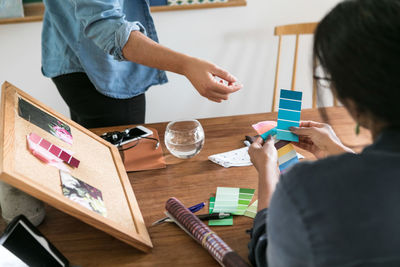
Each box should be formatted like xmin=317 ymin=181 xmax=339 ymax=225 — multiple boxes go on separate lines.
xmin=208 ymin=147 xmax=252 ymax=168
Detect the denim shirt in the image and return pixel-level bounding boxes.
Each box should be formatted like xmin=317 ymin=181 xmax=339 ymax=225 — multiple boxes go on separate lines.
xmin=42 ymin=0 xmax=168 ymax=99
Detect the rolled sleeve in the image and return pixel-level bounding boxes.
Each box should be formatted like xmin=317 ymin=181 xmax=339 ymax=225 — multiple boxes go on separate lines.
xmin=113 ymin=21 xmax=146 ymax=61
xmin=248 ymin=208 xmax=268 ymax=267
xmin=71 ymin=0 xmax=146 ymax=61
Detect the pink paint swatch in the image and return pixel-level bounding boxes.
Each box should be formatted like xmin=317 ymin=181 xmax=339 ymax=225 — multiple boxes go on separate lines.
xmin=252 ymin=121 xmax=277 ymax=135
xmin=28 ymin=132 xmax=80 ymax=168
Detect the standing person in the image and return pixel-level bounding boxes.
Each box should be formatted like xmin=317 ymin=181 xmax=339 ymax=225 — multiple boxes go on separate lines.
xmin=248 ymin=0 xmax=400 ymax=266
xmin=42 ymin=0 xmax=242 ymax=128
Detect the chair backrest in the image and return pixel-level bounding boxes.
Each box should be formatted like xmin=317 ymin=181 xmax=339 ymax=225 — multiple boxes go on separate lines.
xmin=271 ymin=22 xmax=338 ymax=111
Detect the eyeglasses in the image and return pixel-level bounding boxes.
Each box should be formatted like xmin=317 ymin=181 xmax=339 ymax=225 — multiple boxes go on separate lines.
xmin=100 ymin=130 xmax=159 ymax=151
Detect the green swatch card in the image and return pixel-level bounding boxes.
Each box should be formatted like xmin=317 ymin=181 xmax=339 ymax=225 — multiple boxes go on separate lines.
xmin=213 ymin=187 xmax=255 ymax=215
xmin=244 ymin=200 xmax=258 ymax=219
xmin=208 ymin=197 xmax=233 ymax=226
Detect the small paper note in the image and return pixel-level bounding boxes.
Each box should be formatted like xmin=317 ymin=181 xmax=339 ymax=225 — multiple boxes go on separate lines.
xmin=276 ymin=89 xmax=303 ymax=142
xmin=60 ymin=171 xmax=107 ymax=217
xmin=213 ymin=187 xmax=255 ymax=215
xmin=208 ymin=147 xmax=252 ymax=168
xmin=244 ymin=200 xmax=258 ymax=218
xmin=208 ymin=197 xmax=233 ymax=226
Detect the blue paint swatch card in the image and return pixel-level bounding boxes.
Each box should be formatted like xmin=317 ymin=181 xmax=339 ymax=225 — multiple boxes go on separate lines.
xmin=277 ymin=89 xmax=303 ymax=142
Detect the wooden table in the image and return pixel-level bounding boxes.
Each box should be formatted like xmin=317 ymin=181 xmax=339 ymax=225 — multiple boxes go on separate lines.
xmin=0 ymin=107 xmax=371 ymax=266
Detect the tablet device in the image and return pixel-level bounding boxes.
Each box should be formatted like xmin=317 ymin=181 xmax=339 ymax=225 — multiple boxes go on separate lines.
xmin=0 ymin=215 xmax=69 ymax=267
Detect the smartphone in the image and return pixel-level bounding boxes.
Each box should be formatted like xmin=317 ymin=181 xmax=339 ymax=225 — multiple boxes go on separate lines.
xmin=119 ymin=126 xmax=153 ymax=146
xmin=0 ymin=215 xmax=69 ymax=267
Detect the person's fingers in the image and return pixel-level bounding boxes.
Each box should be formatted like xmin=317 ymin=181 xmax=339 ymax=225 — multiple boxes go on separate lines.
xmin=265 ymin=134 xmax=274 ymax=144
xmin=262 ymin=135 xmax=276 ymax=153
xmin=290 ymin=126 xmax=315 ymax=136
xmin=299 ymin=121 xmax=324 ymax=128
xmin=249 ymin=143 xmax=261 ymax=156
xmin=207 ymin=91 xmax=229 ymax=101
xmin=209 ymin=79 xmax=242 ymax=94
xmin=212 ymin=66 xmax=238 ymax=83
xmin=207 ymin=96 xmax=222 ymax=103
xmin=254 ymin=137 xmax=264 ymax=145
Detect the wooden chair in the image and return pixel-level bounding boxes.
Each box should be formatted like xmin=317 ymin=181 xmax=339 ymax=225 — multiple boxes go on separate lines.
xmin=271 ymin=22 xmax=338 ymax=111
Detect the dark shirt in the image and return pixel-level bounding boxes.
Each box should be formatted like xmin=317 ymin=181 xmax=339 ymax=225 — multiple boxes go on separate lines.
xmin=249 ymin=129 xmax=400 ymax=266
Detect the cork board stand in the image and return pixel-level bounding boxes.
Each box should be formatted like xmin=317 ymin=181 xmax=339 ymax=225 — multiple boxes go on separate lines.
xmin=0 ymin=82 xmax=152 ymax=252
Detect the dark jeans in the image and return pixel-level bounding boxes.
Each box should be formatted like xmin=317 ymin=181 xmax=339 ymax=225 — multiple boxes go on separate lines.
xmin=52 ymin=72 xmax=145 ymax=129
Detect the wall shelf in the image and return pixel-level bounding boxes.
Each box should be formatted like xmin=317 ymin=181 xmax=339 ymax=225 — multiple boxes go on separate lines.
xmin=0 ymin=0 xmax=246 ymax=25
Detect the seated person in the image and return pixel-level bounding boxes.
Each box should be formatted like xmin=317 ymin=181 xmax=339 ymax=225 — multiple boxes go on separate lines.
xmin=248 ymin=0 xmax=400 ymax=266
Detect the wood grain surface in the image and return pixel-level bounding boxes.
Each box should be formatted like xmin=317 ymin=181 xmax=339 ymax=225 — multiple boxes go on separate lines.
xmin=0 ymin=107 xmax=371 ymax=266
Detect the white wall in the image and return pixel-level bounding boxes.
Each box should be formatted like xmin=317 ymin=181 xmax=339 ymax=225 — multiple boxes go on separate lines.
xmin=0 ymin=0 xmax=342 ymax=124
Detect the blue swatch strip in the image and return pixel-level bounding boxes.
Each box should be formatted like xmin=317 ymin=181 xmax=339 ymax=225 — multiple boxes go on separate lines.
xmin=279 ymin=99 xmax=302 ymax=111
xmin=277 ymin=130 xmax=299 ymax=142
xmin=279 ymin=156 xmax=299 ymax=172
xmin=261 ymin=127 xmax=277 ymax=141
xmin=278 ymin=109 xmax=301 ymax=122
xmin=277 ymin=89 xmax=303 ymax=142
xmin=280 ymin=89 xmax=302 ymax=101
xmin=277 ymin=120 xmax=300 ymax=131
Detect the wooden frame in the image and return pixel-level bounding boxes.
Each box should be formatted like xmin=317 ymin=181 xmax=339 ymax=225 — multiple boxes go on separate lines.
xmin=0 ymin=0 xmax=247 ymax=25
xmin=0 ymin=82 xmax=152 ymax=252
xmin=271 ymin=22 xmax=327 ymax=111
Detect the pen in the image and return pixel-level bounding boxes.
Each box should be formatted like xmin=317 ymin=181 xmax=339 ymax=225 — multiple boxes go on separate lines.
xmin=151 ymin=202 xmax=205 ymax=226
xmin=189 ymin=202 xmax=205 ymax=213
xmin=153 ymin=213 xmax=231 ymax=226
xmin=196 ymin=213 xmax=231 ymax=220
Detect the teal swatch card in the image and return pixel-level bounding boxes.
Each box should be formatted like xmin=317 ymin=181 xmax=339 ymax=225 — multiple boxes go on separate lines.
xmin=276 ymin=89 xmax=303 ymax=142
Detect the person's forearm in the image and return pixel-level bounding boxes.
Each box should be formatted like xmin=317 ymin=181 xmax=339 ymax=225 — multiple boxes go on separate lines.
xmin=122 ymin=31 xmax=191 ymax=75
xmin=257 ymin=162 xmax=280 ymax=211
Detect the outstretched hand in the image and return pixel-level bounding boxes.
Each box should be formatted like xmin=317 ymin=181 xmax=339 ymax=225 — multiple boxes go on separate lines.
xmin=290 ymin=121 xmax=354 ymax=158
xmin=183 ymin=57 xmax=242 ymax=103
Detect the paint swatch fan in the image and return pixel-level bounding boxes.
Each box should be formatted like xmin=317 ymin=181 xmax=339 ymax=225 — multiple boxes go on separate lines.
xmin=258 ymin=89 xmax=303 ymax=173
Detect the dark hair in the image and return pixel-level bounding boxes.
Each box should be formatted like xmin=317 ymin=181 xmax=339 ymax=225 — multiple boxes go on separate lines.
xmin=314 ymin=0 xmax=400 ymax=126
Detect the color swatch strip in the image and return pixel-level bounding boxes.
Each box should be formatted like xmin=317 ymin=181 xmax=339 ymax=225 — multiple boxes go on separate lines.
xmin=28 ymin=132 xmax=80 ymax=168
xmin=261 ymin=127 xmax=277 ymax=141
xmin=244 ymin=200 xmax=258 ymax=219
xmin=276 ymin=140 xmax=299 ymax=173
xmin=277 ymin=89 xmax=303 ymax=142
xmin=212 ymin=187 xmax=255 ymax=215
xmin=209 ymin=197 xmax=233 ymax=226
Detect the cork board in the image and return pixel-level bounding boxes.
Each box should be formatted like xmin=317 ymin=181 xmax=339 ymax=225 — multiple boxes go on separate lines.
xmin=0 ymin=82 xmax=152 ymax=252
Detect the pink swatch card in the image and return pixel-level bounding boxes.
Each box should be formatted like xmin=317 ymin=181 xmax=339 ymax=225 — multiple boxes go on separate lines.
xmin=252 ymin=121 xmax=277 ymax=135
xmin=27 ymin=132 xmax=80 ymax=168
